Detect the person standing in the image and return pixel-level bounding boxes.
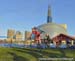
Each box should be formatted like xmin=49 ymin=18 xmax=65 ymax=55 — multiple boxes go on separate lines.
xmin=44 ymin=34 xmax=51 ymax=48
xmin=31 ymin=27 xmax=41 ymax=45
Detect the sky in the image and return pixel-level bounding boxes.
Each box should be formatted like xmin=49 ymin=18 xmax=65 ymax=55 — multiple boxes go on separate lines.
xmin=0 ymin=0 xmax=75 ymax=37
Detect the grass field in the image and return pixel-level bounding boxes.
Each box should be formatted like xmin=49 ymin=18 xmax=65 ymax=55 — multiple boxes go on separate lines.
xmin=0 ymin=47 xmax=75 ymax=61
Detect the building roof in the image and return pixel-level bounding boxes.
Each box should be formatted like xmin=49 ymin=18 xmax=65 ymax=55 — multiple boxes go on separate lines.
xmin=37 ymin=22 xmax=67 ymax=38
xmin=52 ymin=34 xmax=75 ymax=40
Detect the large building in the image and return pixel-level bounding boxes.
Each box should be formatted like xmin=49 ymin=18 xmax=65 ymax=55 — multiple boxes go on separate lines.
xmin=7 ymin=29 xmax=23 ymax=43
xmin=15 ymin=31 xmax=23 ymax=41
xmin=37 ymin=5 xmax=67 ymax=39
xmin=25 ymin=31 xmax=31 ymax=41
xmin=37 ymin=5 xmax=75 ymax=46
xmin=7 ymin=29 xmax=15 ymax=39
xmin=7 ymin=29 xmax=15 ymax=42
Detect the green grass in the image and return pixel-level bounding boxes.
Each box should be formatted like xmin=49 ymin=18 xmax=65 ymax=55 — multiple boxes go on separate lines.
xmin=0 ymin=47 xmax=75 ymax=61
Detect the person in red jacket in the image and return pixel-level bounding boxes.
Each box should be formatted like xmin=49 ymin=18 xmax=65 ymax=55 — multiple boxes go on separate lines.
xmin=31 ymin=27 xmax=41 ymax=44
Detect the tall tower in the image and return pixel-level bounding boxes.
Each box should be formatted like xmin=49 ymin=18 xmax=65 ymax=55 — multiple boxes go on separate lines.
xmin=47 ymin=5 xmax=52 ymax=23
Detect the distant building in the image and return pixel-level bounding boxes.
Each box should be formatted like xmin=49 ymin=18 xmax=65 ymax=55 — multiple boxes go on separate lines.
xmin=25 ymin=31 xmax=31 ymax=41
xmin=7 ymin=29 xmax=15 ymax=39
xmin=15 ymin=31 xmax=23 ymax=41
xmin=7 ymin=29 xmax=15 ymax=42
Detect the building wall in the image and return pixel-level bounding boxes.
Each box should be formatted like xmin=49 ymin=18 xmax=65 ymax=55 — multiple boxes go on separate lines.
xmin=7 ymin=29 xmax=15 ymax=42
xmin=38 ymin=23 xmax=67 ymax=39
xmin=15 ymin=31 xmax=23 ymax=41
xmin=60 ymin=24 xmax=67 ymax=29
xmin=7 ymin=29 xmax=15 ymax=38
xmin=25 ymin=31 xmax=31 ymax=41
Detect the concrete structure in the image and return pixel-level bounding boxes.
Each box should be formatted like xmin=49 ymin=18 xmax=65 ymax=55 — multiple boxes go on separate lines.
xmin=38 ymin=23 xmax=67 ymax=39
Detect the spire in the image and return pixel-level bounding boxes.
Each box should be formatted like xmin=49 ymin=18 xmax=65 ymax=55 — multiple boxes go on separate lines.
xmin=47 ymin=5 xmax=52 ymax=23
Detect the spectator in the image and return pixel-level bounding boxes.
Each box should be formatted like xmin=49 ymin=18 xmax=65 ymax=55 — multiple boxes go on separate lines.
xmin=44 ymin=34 xmax=51 ymax=48
xmin=31 ymin=27 xmax=41 ymax=44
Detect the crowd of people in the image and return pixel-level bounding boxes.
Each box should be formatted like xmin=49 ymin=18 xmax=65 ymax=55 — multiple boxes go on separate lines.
xmin=29 ymin=27 xmax=53 ymax=48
